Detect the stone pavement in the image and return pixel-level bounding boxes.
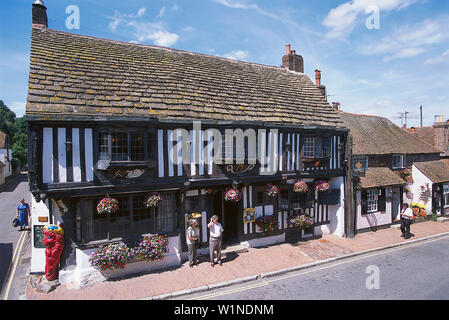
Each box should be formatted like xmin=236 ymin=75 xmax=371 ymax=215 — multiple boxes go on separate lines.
xmin=25 ymin=220 xmax=449 ymax=300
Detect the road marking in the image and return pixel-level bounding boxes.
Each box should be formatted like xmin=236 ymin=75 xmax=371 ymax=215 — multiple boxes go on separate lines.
xmin=191 ymin=234 xmax=449 ymax=300
xmin=2 ymin=231 xmax=27 ymax=300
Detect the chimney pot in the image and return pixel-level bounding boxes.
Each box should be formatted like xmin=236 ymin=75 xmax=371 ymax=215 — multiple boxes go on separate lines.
xmin=32 ymin=0 xmax=48 ymax=28
xmin=315 ymin=70 xmax=321 ymax=87
xmin=286 ymin=44 xmax=291 ymax=55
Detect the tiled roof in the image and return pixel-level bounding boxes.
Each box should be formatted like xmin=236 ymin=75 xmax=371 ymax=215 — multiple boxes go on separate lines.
xmin=358 ymin=167 xmax=406 ymax=189
xmin=406 ymin=127 xmax=436 ymax=148
xmin=414 ymin=160 xmax=449 ymax=184
xmin=339 ymin=112 xmax=440 ymax=155
xmin=26 ymin=27 xmax=345 ymax=128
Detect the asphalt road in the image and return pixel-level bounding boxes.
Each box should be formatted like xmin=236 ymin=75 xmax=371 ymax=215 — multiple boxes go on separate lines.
xmin=0 ymin=173 xmax=32 ymax=300
xmin=183 ymin=235 xmax=449 ymax=300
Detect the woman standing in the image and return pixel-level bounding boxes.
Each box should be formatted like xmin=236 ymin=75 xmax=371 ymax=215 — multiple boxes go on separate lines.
xmin=16 ymin=198 xmax=31 ymax=231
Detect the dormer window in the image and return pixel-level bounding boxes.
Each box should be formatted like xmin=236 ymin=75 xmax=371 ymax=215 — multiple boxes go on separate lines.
xmin=392 ymin=154 xmax=405 ymax=170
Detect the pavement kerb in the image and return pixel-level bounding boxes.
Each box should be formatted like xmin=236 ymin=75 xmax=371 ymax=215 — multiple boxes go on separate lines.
xmin=140 ymin=230 xmax=449 ymax=300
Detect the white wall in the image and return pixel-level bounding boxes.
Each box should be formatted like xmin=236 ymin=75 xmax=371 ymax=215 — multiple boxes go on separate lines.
xmin=317 ymin=176 xmax=345 ymax=237
xmin=60 ymin=235 xmax=182 ymax=288
xmin=412 ymin=165 xmax=433 ymax=213
xmin=0 ymin=149 xmax=12 ymax=177
xmin=30 ymin=196 xmax=51 ymax=274
xmin=355 ymin=189 xmax=393 ymax=231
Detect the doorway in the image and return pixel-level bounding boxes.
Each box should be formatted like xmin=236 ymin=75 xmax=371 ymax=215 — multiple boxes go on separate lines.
xmin=213 ymin=190 xmax=239 ymax=244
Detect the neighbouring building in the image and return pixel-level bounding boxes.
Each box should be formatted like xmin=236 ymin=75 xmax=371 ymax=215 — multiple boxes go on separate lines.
xmin=26 ymin=2 xmax=349 ymax=286
xmin=0 ymin=160 xmax=5 ymax=185
xmin=0 ymin=130 xmax=13 ymax=179
xmin=407 ymin=116 xmax=449 ymax=158
xmin=338 ymin=110 xmax=442 ymax=233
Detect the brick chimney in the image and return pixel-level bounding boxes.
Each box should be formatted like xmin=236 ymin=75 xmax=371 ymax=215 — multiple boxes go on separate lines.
xmin=332 ymin=102 xmax=341 ymax=111
xmin=315 ymin=69 xmax=327 ymax=99
xmin=282 ymin=44 xmax=304 ymax=73
xmin=433 ymin=120 xmax=449 ymax=153
xmin=32 ymin=0 xmax=48 ymax=28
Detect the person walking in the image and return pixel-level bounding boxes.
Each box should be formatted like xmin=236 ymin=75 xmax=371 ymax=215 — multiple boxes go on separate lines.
xmin=400 ymin=203 xmax=414 ymax=239
xmin=186 ymin=219 xmax=200 ymax=268
xmin=16 ymin=198 xmax=31 ymax=231
xmin=208 ymin=215 xmax=224 ymax=267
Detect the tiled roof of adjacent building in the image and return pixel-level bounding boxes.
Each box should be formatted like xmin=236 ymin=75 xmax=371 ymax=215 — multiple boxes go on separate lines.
xmin=26 ymin=27 xmax=345 ymax=128
xmin=358 ymin=167 xmax=406 ymax=189
xmin=414 ymin=160 xmax=449 ymax=184
xmin=406 ymin=126 xmax=436 ymax=148
xmin=339 ymin=112 xmax=440 ymax=155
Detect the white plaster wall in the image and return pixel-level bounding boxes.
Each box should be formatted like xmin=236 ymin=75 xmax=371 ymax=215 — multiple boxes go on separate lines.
xmin=30 ymin=196 xmax=50 ymax=274
xmin=355 ymin=190 xmax=392 ymax=230
xmin=241 ymin=233 xmax=285 ymax=248
xmin=319 ymin=176 xmax=345 ymax=237
xmin=61 ymin=235 xmax=182 ymax=288
xmin=412 ymin=165 xmax=433 ymax=213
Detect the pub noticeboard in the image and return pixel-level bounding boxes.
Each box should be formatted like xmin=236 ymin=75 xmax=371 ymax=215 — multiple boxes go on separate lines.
xmin=33 ymin=225 xmax=46 ymax=249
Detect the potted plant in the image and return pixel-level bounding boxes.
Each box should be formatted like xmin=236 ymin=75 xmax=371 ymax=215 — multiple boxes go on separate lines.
xmin=89 ymin=242 xmax=134 ymax=271
xmin=265 ymin=184 xmax=279 ymax=197
xmin=134 ymin=234 xmax=170 ymax=262
xmin=315 ymin=181 xmax=330 ymax=192
xmin=293 ymin=180 xmax=308 ymax=193
xmin=224 ymin=188 xmax=242 ymax=202
xmin=97 ymin=196 xmax=119 ymax=215
xmin=255 ymin=215 xmax=277 ymax=236
xmin=144 ymin=192 xmax=163 ymax=208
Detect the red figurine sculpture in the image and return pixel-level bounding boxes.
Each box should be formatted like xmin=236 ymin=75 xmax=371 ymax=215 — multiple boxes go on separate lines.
xmin=42 ymin=225 xmax=65 ymax=281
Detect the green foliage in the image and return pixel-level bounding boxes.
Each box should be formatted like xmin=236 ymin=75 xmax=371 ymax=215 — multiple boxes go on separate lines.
xmin=0 ymin=100 xmax=28 ymax=168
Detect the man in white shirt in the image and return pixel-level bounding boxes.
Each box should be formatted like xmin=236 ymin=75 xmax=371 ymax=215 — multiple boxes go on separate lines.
xmin=208 ymin=215 xmax=224 ymax=267
xmin=400 ymin=203 xmax=414 ymax=239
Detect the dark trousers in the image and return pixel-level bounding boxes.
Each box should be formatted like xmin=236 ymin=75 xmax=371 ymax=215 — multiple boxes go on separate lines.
xmin=401 ymin=218 xmax=411 ymax=237
xmin=188 ymin=242 xmax=198 ymax=266
xmin=209 ymin=237 xmax=222 ymax=263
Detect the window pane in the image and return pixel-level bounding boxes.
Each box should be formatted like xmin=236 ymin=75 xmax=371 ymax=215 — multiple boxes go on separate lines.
xmin=99 ymin=132 xmax=109 ymax=160
xmin=392 ymin=155 xmax=404 ymax=168
xmin=155 ymin=193 xmax=177 ymax=233
xmin=109 ymin=196 xmax=130 ymax=239
xmin=367 ymin=189 xmax=378 ymax=213
xmin=133 ymin=195 xmax=153 ymax=235
xmin=303 ymin=137 xmax=315 ymax=157
xmin=111 ymin=132 xmax=128 ymax=161
xmin=130 ymin=133 xmax=145 ymax=161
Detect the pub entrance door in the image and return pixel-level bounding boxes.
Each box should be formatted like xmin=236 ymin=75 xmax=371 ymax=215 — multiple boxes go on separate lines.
xmin=213 ymin=189 xmax=239 ymax=244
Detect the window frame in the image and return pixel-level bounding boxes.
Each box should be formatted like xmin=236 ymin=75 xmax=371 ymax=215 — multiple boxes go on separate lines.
xmin=84 ymin=191 xmax=178 ymax=243
xmin=443 ymin=184 xmax=449 ymax=208
xmin=98 ymin=128 xmax=156 ymax=164
xmin=353 ymin=156 xmax=369 ymax=171
xmin=303 ymin=137 xmax=316 ymax=158
xmin=367 ymin=189 xmax=378 ymax=213
xmin=392 ymin=154 xmax=405 ymax=170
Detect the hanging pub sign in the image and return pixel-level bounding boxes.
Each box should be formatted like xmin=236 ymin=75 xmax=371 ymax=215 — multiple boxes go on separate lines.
xmin=243 ymin=208 xmax=256 ymax=224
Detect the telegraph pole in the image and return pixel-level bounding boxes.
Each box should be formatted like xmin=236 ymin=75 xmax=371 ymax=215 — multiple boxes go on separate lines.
xmin=420 ymin=105 xmax=423 ymax=127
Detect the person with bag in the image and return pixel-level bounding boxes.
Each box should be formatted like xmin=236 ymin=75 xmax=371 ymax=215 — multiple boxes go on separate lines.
xmin=16 ymin=198 xmax=31 ymax=231
xmin=186 ymin=219 xmax=200 ymax=268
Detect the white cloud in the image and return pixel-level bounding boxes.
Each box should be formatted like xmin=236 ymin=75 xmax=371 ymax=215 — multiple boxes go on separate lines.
xmin=223 ymin=50 xmax=249 ymax=60
xmin=425 ymin=48 xmax=449 ymax=65
xmin=172 ymin=4 xmax=180 ymax=11
xmin=323 ymin=0 xmax=418 ymax=40
xmin=10 ymin=101 xmax=26 ymax=117
xmin=182 ymin=26 xmax=195 ymax=32
xmin=157 ymin=6 xmax=166 ymax=18
xmin=213 ymin=0 xmax=279 ymax=19
xmin=359 ymin=16 xmax=449 ymax=61
xmin=107 ymin=8 xmax=179 ymax=47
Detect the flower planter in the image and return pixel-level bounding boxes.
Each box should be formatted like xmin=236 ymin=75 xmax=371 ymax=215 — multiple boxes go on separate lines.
xmin=99 ymin=258 xmax=168 ymax=280
xmin=300 ymin=227 xmax=314 ymax=240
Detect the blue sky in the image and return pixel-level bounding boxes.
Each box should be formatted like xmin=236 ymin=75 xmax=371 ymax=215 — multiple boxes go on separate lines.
xmin=1 ymin=0 xmax=448 ymax=127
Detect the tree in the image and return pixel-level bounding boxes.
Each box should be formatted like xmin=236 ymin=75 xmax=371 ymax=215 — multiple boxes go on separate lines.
xmin=0 ymin=100 xmax=16 ymax=137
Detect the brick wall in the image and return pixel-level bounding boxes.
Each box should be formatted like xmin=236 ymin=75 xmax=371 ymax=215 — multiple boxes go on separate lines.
xmin=433 ymin=122 xmax=449 ymax=153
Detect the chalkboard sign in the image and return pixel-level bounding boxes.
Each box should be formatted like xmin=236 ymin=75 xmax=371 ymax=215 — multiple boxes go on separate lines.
xmin=33 ymin=225 xmax=46 ymax=249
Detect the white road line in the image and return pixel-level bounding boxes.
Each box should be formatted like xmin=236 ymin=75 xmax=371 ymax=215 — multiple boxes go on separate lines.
xmin=2 ymin=231 xmax=27 ymax=300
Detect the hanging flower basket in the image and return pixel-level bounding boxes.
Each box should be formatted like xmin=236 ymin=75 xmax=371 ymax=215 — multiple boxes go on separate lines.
xmin=315 ymin=181 xmax=330 ymax=192
xmin=144 ymin=192 xmax=163 ymax=208
xmin=265 ymin=184 xmax=279 ymax=197
xmin=97 ymin=196 xmax=119 ymax=215
xmin=290 ymin=215 xmax=314 ymax=231
xmin=224 ymin=188 xmax=242 ymax=202
xmin=255 ymin=215 xmax=277 ymax=235
xmin=293 ymin=180 xmax=309 ymax=193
